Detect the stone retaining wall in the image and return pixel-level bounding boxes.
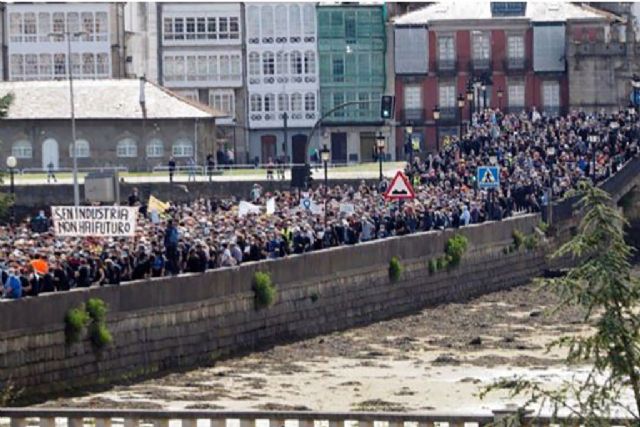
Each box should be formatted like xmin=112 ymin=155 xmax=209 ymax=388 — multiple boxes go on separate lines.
xmin=0 ymin=214 xmax=543 ymax=401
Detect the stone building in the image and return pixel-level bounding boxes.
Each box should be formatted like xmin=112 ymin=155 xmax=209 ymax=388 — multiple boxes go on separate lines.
xmin=124 ymin=2 xmax=248 ymax=164
xmin=317 ymin=3 xmax=387 ymax=163
xmin=0 ymin=79 xmax=222 ymax=172
xmin=392 ymin=1 xmax=608 ymax=156
xmin=0 ymin=2 xmax=127 ymax=81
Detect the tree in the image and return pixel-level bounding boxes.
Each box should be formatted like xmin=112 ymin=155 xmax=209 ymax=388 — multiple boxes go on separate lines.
xmin=482 ymin=183 xmax=640 ymax=425
xmin=0 ymin=92 xmax=13 ymax=118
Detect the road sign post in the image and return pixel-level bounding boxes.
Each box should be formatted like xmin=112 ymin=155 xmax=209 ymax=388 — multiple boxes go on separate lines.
xmin=477 ymin=166 xmax=500 ymax=220
xmin=383 ymin=171 xmax=416 ymax=202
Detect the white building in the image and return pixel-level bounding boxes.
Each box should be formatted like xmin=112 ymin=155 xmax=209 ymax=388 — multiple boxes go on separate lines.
xmin=125 ymin=2 xmax=247 ymax=163
xmin=245 ymin=2 xmax=319 ymax=164
xmin=1 ymin=2 xmax=126 ymax=81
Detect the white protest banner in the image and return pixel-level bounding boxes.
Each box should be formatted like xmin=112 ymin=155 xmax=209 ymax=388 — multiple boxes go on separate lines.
xmin=339 ymin=203 xmax=355 ymax=215
xmin=266 ymin=197 xmax=276 ymax=215
xmin=238 ymin=201 xmax=261 ymax=217
xmin=52 ymin=206 xmax=138 ymax=237
xmin=299 ymin=196 xmax=323 ymax=214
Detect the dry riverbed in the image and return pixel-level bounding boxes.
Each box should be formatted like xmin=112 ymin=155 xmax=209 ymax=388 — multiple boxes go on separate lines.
xmin=41 ymin=278 xmax=607 ymax=413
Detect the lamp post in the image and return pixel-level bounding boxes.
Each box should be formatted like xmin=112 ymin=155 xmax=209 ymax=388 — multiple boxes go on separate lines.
xmin=433 ymin=105 xmax=440 ymax=151
xmin=457 ymin=94 xmax=465 ymax=139
xmin=481 ymin=82 xmax=487 ymax=111
xmin=405 ymin=125 xmax=413 ymax=165
xmin=588 ymin=132 xmax=599 ymax=184
xmin=6 ymin=156 xmax=16 ymax=225
xmin=376 ymin=132 xmax=385 ymax=183
xmin=320 ymin=144 xmax=330 ymax=229
xmin=497 ymin=88 xmax=503 ymax=110
xmin=50 ymin=31 xmax=86 ymax=207
xmin=546 ymin=146 xmax=556 ymax=226
xmin=466 ymin=84 xmax=474 ymax=123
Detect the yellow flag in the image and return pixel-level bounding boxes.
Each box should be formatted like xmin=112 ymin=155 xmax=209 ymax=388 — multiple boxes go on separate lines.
xmin=148 ymin=195 xmax=169 ymax=213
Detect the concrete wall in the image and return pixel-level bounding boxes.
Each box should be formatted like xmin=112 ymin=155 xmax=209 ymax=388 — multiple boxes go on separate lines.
xmin=0 ymin=214 xmax=543 ymax=401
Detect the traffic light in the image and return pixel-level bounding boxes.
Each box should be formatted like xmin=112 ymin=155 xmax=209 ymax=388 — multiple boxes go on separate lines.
xmin=304 ymin=164 xmax=313 ymax=189
xmin=380 ymin=95 xmax=395 ymax=119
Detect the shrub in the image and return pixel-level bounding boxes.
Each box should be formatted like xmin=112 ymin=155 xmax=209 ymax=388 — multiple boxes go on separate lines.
xmin=436 ymin=256 xmax=449 ymax=270
xmin=537 ymin=221 xmax=549 ymax=234
xmin=428 ymin=259 xmax=437 ymax=274
xmin=445 ymin=234 xmax=469 ymax=267
xmin=85 ymin=298 xmax=108 ymax=323
xmin=524 ymin=234 xmax=539 ymax=251
xmin=89 ymin=323 xmax=113 ymax=350
xmin=512 ymin=229 xmax=525 ymax=250
xmin=389 ymin=257 xmax=403 ymax=282
xmin=253 ymin=271 xmax=276 ymax=309
xmin=64 ymin=306 xmax=90 ymax=344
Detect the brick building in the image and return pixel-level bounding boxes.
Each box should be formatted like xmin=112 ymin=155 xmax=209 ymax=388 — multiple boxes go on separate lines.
xmin=392 ymin=1 xmax=609 ymax=157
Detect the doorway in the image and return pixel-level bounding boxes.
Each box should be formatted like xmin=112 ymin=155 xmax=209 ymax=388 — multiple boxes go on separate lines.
xmin=292 ymin=134 xmax=307 ymax=164
xmin=261 ymin=135 xmax=277 ymax=163
xmin=330 ymin=132 xmax=347 ymax=164
xmin=42 ymin=138 xmax=59 ymax=170
xmin=359 ymin=132 xmax=375 ymax=162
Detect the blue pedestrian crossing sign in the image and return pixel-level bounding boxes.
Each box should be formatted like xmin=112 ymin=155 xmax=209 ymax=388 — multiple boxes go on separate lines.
xmin=477 ymin=166 xmax=500 ymax=189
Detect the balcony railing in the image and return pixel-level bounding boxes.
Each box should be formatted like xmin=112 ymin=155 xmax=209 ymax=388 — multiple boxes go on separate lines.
xmin=471 ymin=57 xmax=492 ymax=72
xmin=437 ymin=58 xmax=457 ymax=72
xmin=439 ymin=107 xmax=458 ymax=121
xmin=503 ymin=57 xmax=528 ymax=71
xmin=401 ymin=108 xmax=425 ymax=123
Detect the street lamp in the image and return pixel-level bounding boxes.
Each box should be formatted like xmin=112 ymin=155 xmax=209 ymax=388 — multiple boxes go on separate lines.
xmin=588 ymin=132 xmax=599 ymax=183
xmin=433 ymin=106 xmax=441 ymax=151
xmin=49 ymin=31 xmax=87 ymax=207
xmin=320 ymin=144 xmax=330 ymax=229
xmin=497 ymin=88 xmax=504 ymax=110
xmin=405 ymin=126 xmax=413 ymax=165
xmin=457 ymin=94 xmax=465 ymax=138
xmin=481 ymin=82 xmax=487 ymax=111
xmin=376 ymin=132 xmax=386 ymax=182
xmin=546 ymin=146 xmax=556 ymax=225
xmin=6 ymin=156 xmax=16 ymax=225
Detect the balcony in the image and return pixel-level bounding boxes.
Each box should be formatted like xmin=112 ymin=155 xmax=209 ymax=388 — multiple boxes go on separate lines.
xmin=437 ymin=59 xmax=457 ymax=74
xmin=470 ymin=58 xmax=492 ymax=72
xmin=439 ymin=107 xmax=459 ymax=122
xmin=503 ymin=57 xmax=528 ymax=72
xmin=400 ymin=108 xmax=425 ymax=124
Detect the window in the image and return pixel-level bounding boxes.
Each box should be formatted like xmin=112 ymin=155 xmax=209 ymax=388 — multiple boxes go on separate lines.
xmin=276 ymin=51 xmax=288 ymax=75
xmin=172 ymin=139 xmax=193 ymax=158
xmin=175 ymin=56 xmax=185 ymax=80
xmin=438 ymin=35 xmax=455 ymax=61
xmin=70 ymin=53 xmax=81 ymax=76
xmin=95 ymin=12 xmax=108 ymax=41
xmin=196 ymin=17 xmax=206 ymax=40
xmin=70 ymin=139 xmax=90 ymax=158
xmin=67 ymin=12 xmax=80 ymax=37
xmin=39 ymin=54 xmax=52 ymax=78
xmin=543 ymin=81 xmax=560 ymax=110
xmin=250 ymin=94 xmax=262 ymax=112
xmin=25 ymin=54 xmax=38 ymax=78
xmin=10 ymin=54 xmax=24 ymax=79
xmin=82 ymin=53 xmax=95 ymax=76
xmin=275 ymin=5 xmax=287 ymax=40
xmin=207 ymin=17 xmax=216 ymax=40
xmin=249 ymin=52 xmax=260 ymax=76
xmin=508 ymin=80 xmax=525 ymax=108
xmin=263 ymin=51 xmax=275 ymax=75
xmin=264 ymin=93 xmax=275 ymax=112
xmin=116 ymin=138 xmax=138 ymax=158
xmin=54 ymin=54 xmax=66 ymax=77
xmin=209 ymin=89 xmax=235 ymax=117
xmin=304 ymin=51 xmax=315 ymax=74
xmin=146 ymin=139 xmax=164 ymax=158
xmin=164 ymin=56 xmax=176 ymax=81
xmin=96 ymin=53 xmax=109 ymax=76
xmin=358 ymin=93 xmax=369 ymax=117
xmin=197 ymin=56 xmax=208 ymax=81
xmin=230 ymin=55 xmax=241 ymax=80
xmin=186 ymin=17 xmax=195 ymax=40
xmin=345 ymin=12 xmax=356 ymax=40
xmin=208 ymin=56 xmax=218 ymax=80
xmin=332 ymin=56 xmax=344 ymax=82
xmin=507 ymin=35 xmax=525 ymax=59
xmin=291 ymin=93 xmax=303 ymax=111
xmin=82 ymin=12 xmax=94 ymax=41
xmin=218 ymin=55 xmax=229 ymax=80
xmin=12 ymin=140 xmax=32 ymax=159
xmin=278 ymin=93 xmax=289 ymax=111
xmin=332 ymin=92 xmax=344 ymax=117
xmin=10 ymin=13 xmax=22 ymax=43
xmin=305 ymin=93 xmax=315 ymax=111
xmin=175 ymin=89 xmax=198 ymax=102
xmin=438 ymin=83 xmax=455 ymax=108
xmin=404 ymin=85 xmax=422 ymax=109
xmin=289 ymin=5 xmax=301 ymax=40
xmin=53 ymin=12 xmax=65 ymax=34
xmin=24 ymin=13 xmax=36 ymax=42
xmin=174 ymin=18 xmax=184 ymax=40
xmin=164 ymin=18 xmax=173 ymax=40
xmin=303 ymin=4 xmax=315 ymax=36
xmin=472 ymin=31 xmax=490 ymax=60
xmin=291 ymin=51 xmax=303 ymax=74
xmin=39 ymin=12 xmax=50 ymax=42
xmin=261 ymin=6 xmax=274 ymax=41
xmin=247 ymin=6 xmax=259 ymax=42
xmin=229 ymin=17 xmax=239 ymax=39
xmin=219 ymin=17 xmax=229 ymax=40
xmin=186 ymin=56 xmax=197 ymax=80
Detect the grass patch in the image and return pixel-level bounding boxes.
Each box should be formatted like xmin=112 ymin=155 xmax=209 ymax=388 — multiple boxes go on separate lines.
xmin=253 ymin=271 xmax=277 ymax=309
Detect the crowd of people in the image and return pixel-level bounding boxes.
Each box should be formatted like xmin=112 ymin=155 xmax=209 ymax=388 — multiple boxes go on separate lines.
xmin=2 ymin=108 xmax=639 ymax=299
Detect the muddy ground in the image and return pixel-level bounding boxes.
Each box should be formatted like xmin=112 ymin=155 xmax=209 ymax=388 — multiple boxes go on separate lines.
xmin=41 ymin=276 xmax=609 ymax=413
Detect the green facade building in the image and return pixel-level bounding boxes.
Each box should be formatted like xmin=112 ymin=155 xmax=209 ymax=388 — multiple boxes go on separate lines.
xmin=317 ymin=4 xmax=386 ymax=163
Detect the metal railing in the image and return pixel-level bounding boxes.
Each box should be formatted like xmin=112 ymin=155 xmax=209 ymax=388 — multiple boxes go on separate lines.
xmin=0 ymin=408 xmax=633 ymax=427
xmin=400 ymin=108 xmax=425 ymax=123
xmin=17 ymin=166 xmax=129 ymax=175
xmin=437 ymin=58 xmax=457 ymax=72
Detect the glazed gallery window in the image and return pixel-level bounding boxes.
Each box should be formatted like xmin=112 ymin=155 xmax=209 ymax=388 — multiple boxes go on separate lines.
xmin=250 ymin=94 xmax=262 ymax=112
xmin=164 ymin=53 xmax=241 ymax=82
xmin=262 ymin=51 xmax=275 ymax=75
xmin=209 ymin=89 xmax=235 ymax=117
xmin=163 ymin=15 xmax=239 ymax=41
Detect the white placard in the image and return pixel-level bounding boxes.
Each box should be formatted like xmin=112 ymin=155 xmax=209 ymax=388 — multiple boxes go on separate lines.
xmin=52 ymin=206 xmax=138 ymax=237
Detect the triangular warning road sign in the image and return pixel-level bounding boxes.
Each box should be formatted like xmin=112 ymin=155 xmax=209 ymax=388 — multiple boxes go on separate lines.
xmin=480 ymin=168 xmax=496 ymax=184
xmin=384 ymin=171 xmax=416 ymax=201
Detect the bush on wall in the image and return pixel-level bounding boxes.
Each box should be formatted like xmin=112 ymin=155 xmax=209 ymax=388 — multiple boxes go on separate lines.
xmin=63 ymin=298 xmax=113 ymax=351
xmin=64 ymin=306 xmax=90 ymax=345
xmin=253 ymin=271 xmax=277 ymax=309
xmin=389 ymin=257 xmax=403 ymax=282
xmin=445 ymin=234 xmax=469 ymax=267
